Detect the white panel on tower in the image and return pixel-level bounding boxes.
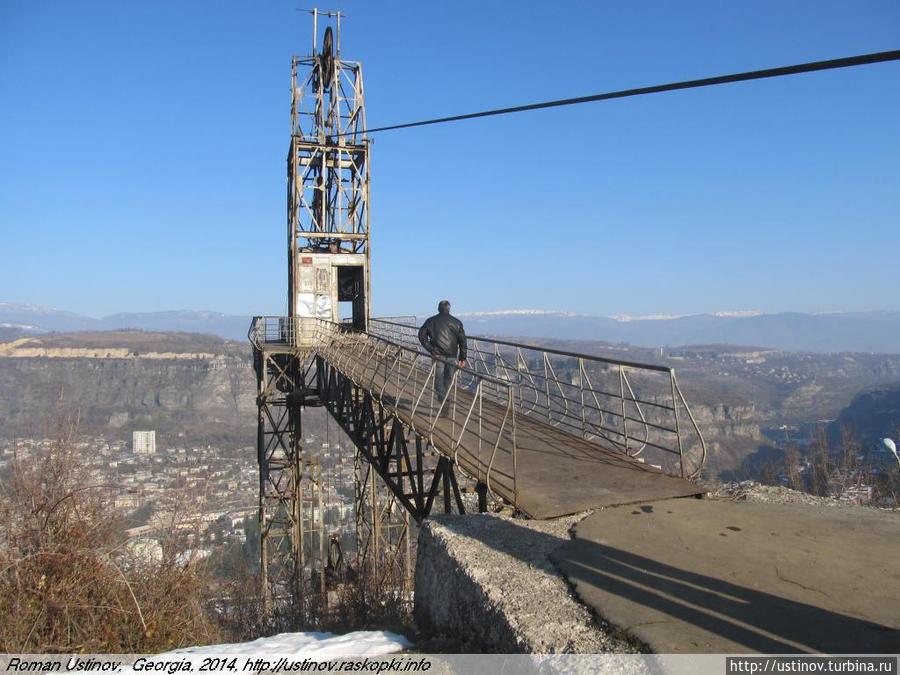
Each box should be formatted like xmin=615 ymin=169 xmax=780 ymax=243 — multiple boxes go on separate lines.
xmin=315 ymin=294 xmax=332 ymax=318
xmin=296 ymin=292 xmax=316 ymax=317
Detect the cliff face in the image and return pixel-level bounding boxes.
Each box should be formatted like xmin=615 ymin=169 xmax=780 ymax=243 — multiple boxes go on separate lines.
xmin=0 ymin=356 xmax=256 ymax=445
xmin=828 ymin=383 xmax=900 ymax=444
xmin=690 ymin=403 xmax=763 ymax=441
xmin=0 ymin=345 xmax=766 ymax=472
xmin=685 ymin=402 xmax=765 ymax=475
xmin=4 ymin=329 xmax=893 ymax=479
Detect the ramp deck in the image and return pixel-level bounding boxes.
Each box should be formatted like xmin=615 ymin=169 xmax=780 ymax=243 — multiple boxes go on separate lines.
xmin=318 ymin=331 xmax=703 ymax=518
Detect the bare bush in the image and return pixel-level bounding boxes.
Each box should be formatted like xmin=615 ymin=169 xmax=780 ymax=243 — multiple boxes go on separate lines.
xmin=211 ymin=555 xmax=413 ymax=642
xmin=0 ymin=412 xmax=222 ymax=652
xmin=806 ymin=429 xmax=833 ymax=497
xmin=762 ymin=426 xmax=898 ymax=508
xmin=208 ymin=557 xmax=267 ymax=642
xmin=781 ymin=443 xmax=803 ymax=491
xmin=323 ymin=566 xmax=412 ymax=636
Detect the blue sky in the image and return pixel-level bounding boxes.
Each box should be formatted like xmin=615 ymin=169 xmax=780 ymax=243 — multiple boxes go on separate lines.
xmin=1 ymin=1 xmax=898 ymax=318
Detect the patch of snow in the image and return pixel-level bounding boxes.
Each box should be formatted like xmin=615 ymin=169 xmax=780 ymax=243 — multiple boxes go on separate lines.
xmin=608 ymin=313 xmax=685 ymax=322
xmin=459 ymin=309 xmax=579 ymax=317
xmin=0 ymin=302 xmax=61 ymax=313
xmin=166 ymin=630 xmax=412 ymax=658
xmin=711 ymin=310 xmax=762 ymax=318
xmin=458 ymin=309 xmax=767 ymax=322
xmin=611 ymin=310 xmax=762 ymax=322
xmin=0 ymin=322 xmax=44 ymax=330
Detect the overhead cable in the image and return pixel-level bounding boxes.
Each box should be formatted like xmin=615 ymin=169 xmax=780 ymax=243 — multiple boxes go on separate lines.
xmin=353 ymin=49 xmax=900 ymax=136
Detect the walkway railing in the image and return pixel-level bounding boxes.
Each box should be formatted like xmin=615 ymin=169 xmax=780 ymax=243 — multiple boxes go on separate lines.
xmin=311 ymin=319 xmax=520 ymax=505
xmin=369 ymin=317 xmax=707 ymax=479
xmin=249 ymin=315 xmax=297 ymax=347
xmin=249 ymin=314 xmax=707 ymax=488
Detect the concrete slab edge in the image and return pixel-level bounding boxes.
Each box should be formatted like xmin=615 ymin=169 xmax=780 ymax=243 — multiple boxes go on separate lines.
xmin=413 ymin=513 xmax=640 ymax=653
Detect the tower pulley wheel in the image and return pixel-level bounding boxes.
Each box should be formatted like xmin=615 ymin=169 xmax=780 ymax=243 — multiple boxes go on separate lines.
xmin=319 ymin=27 xmax=334 ymax=92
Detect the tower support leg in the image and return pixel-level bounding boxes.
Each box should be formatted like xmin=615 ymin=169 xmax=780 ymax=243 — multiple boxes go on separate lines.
xmin=254 ymin=348 xmax=325 ymax=623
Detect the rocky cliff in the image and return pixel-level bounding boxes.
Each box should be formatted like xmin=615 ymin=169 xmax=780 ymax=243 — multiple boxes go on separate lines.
xmin=828 ymin=382 xmax=900 ymax=444
xmin=0 ymin=332 xmax=256 ymax=446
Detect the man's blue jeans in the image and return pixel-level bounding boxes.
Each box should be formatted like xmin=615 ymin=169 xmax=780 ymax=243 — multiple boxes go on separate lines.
xmin=434 ymin=358 xmax=456 ymax=409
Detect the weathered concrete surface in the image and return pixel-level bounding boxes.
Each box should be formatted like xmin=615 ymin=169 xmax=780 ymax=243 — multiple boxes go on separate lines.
xmin=414 ymin=513 xmax=639 ymax=653
xmin=553 ymin=499 xmax=900 ymax=653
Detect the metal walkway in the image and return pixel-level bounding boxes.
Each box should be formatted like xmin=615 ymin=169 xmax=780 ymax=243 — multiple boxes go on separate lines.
xmin=252 ymin=317 xmax=706 ymax=519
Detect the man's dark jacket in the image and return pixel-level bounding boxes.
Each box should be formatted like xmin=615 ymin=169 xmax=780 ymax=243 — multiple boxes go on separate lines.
xmin=418 ymin=313 xmax=467 ymax=361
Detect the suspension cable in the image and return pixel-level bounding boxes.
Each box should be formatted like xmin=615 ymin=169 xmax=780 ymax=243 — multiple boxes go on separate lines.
xmin=349 ymin=49 xmax=900 ymax=137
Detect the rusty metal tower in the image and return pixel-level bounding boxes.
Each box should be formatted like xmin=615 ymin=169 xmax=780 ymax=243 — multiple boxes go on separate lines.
xmin=288 ymin=9 xmax=370 ymax=341
xmin=252 ymin=10 xmax=410 ymax=618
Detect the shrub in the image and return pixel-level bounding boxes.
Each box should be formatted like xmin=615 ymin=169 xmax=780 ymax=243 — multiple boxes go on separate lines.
xmin=0 ymin=412 xmax=222 ymax=652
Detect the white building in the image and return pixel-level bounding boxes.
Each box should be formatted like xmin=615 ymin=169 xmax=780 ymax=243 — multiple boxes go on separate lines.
xmin=133 ymin=430 xmax=156 ymax=455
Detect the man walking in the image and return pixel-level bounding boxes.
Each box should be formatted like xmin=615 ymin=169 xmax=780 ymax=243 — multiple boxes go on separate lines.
xmin=418 ymin=300 xmax=467 ymax=408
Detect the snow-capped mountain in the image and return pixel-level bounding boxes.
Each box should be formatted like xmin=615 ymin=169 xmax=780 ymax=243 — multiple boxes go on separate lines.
xmin=3 ymin=302 xmax=900 ymax=353
xmin=456 ymin=309 xmax=900 ymax=354
xmin=0 ymin=303 xmax=253 ymax=341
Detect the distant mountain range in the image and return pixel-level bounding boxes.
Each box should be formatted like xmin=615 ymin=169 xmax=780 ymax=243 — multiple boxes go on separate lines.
xmin=458 ymin=310 xmax=900 ymax=354
xmin=0 ymin=303 xmax=252 ymax=341
xmin=3 ymin=303 xmax=900 ymax=354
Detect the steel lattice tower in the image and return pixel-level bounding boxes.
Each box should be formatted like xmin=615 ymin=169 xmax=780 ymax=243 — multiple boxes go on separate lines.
xmin=288 ymin=9 xmax=370 ymax=341
xmin=250 ymin=7 xmax=710 ymax=627
xmin=253 ymin=10 xmax=410 ymax=618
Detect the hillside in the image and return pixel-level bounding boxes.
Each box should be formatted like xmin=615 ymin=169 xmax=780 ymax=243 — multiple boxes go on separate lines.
xmin=829 ymin=383 xmax=900 ymax=445
xmin=0 ymin=331 xmax=256 ymax=447
xmin=0 ymin=331 xmax=239 ymax=359
xmin=520 ymin=336 xmax=900 ymax=476
xmin=3 ymin=330 xmax=900 ymax=478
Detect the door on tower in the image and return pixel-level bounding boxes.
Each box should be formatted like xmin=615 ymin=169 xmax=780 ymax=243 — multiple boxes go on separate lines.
xmin=337 ymin=265 xmax=366 ymax=332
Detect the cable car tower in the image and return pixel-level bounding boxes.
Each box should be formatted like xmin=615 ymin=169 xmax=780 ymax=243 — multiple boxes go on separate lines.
xmin=252 ymin=10 xmax=412 ymax=619
xmin=289 ymin=9 xmax=370 ymax=337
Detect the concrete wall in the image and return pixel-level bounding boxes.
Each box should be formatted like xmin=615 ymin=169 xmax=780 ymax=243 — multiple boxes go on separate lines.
xmin=413 ymin=513 xmax=637 ymax=653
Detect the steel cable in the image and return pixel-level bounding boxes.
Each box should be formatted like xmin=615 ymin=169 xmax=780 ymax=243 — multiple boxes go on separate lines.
xmin=348 ymin=49 xmax=900 ymax=137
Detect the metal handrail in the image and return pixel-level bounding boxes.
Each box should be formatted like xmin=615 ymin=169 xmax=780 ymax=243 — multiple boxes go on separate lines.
xmin=370 ymin=316 xmax=672 ymax=372
xmin=249 ymin=314 xmax=707 ymax=482
xmin=248 ymin=316 xmax=296 ymax=349
xmin=369 ymin=317 xmax=707 ymax=479
xmin=311 ymin=319 xmax=519 ymax=504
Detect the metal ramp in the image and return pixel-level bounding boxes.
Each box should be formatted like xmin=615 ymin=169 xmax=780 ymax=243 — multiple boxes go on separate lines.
xmin=309 ymin=318 xmax=706 ymax=518
xmin=249 ymin=313 xmax=708 ymax=610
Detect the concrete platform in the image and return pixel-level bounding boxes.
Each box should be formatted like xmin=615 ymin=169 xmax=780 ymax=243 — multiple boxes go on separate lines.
xmin=552 ymin=500 xmax=900 ymax=653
